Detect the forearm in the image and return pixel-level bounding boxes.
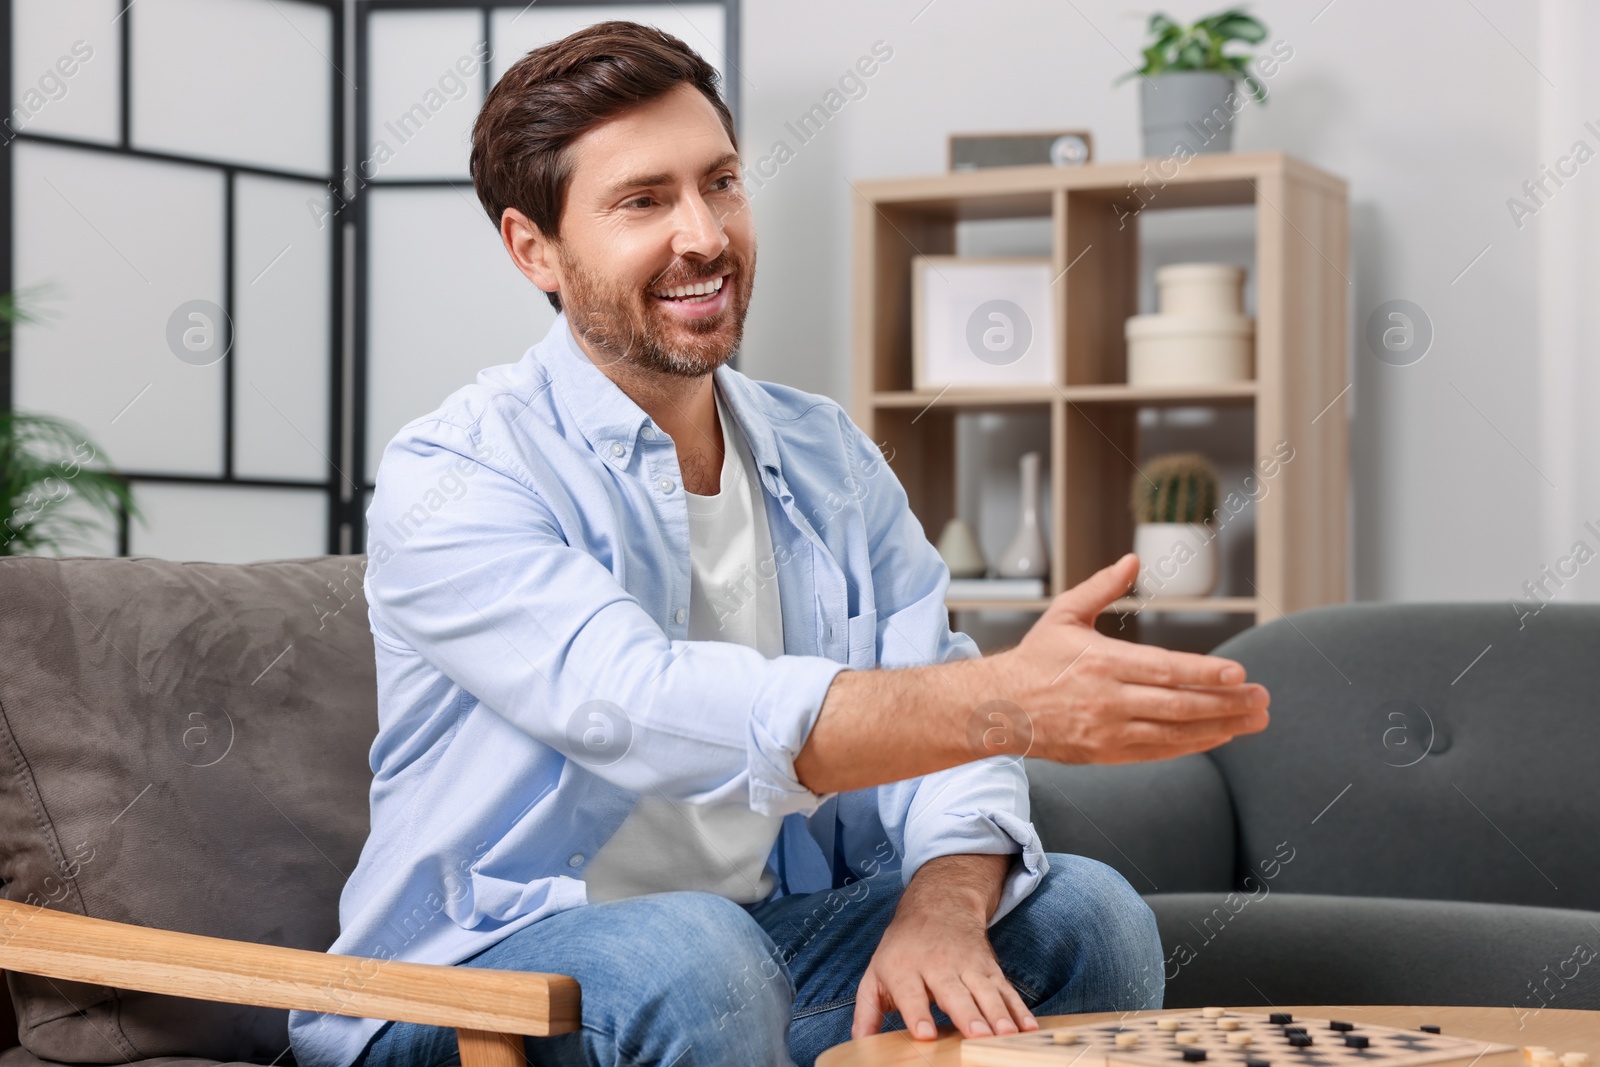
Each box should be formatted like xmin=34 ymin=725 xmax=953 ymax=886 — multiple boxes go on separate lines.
xmin=901 ymin=853 xmax=1011 ymax=923
xmin=794 ymin=654 xmax=1010 ymax=795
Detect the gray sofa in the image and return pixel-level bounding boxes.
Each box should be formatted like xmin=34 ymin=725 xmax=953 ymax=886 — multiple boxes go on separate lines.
xmin=0 ymin=554 xmax=1595 ymax=1064
xmin=1026 ymin=601 xmax=1600 ymax=1012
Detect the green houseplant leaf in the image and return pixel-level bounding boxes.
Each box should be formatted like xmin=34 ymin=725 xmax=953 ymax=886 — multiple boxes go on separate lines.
xmin=1120 ymin=6 xmax=1271 ymax=103
xmin=1 ymin=292 xmax=141 ymax=557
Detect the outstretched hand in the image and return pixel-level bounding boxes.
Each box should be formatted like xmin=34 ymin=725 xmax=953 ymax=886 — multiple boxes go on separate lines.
xmin=1001 ymin=553 xmax=1271 ymax=764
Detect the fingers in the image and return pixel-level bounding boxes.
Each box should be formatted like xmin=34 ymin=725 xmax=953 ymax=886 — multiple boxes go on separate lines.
xmin=963 ymin=972 xmax=1031 ymax=1036
xmin=1102 ymin=643 xmax=1249 ymax=687
xmin=997 ymin=980 xmax=1038 ymax=1031
xmin=1115 ymin=708 xmax=1270 ymax=753
xmin=1048 ymin=553 xmax=1138 ymax=624
xmin=858 ymin=965 xmax=1036 ymax=1043
xmin=850 ymin=973 xmax=887 ymax=1041
xmin=1117 ymin=682 xmax=1270 ymax=724
xmin=924 ymin=973 xmax=992 ymax=1038
xmin=884 ymin=971 xmax=938 ymax=1040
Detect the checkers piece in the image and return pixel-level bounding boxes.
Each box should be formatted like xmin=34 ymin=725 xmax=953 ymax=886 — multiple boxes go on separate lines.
xmin=1245 ymin=1059 xmax=1272 ymax=1067
xmin=1050 ymin=1031 xmax=1079 ymax=1045
xmin=1157 ymin=1019 xmax=1182 ymax=1032
xmin=1218 ymin=1019 xmax=1243 ymax=1031
xmin=1421 ymin=1024 xmax=1442 ymax=1034
xmin=1183 ymin=1050 xmax=1208 ymax=1063
xmin=1269 ymin=1013 xmax=1294 ymax=1025
xmin=1228 ymin=1032 xmax=1254 ymax=1047
xmin=1345 ymin=1035 xmax=1371 ymax=1049
xmin=1288 ymin=1033 xmax=1314 ymax=1048
xmin=1115 ymin=1033 xmax=1140 ymax=1049
xmin=1330 ymin=1021 xmax=1355 ymax=1032
xmin=1176 ymin=1032 xmax=1202 ymax=1046
xmin=1202 ymin=1007 xmax=1227 ymax=1019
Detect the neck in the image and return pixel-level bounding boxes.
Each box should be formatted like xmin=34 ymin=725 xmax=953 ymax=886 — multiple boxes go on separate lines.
xmin=574 ymin=332 xmax=725 ymax=494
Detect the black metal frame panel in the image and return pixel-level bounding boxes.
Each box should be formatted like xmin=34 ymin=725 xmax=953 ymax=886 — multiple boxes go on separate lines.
xmin=1 ymin=0 xmax=347 ymax=554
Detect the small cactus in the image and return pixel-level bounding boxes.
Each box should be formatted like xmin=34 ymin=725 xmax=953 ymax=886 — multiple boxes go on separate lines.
xmin=1131 ymin=452 xmax=1219 ymax=525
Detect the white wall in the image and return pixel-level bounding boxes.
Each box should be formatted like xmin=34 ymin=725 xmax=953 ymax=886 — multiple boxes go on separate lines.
xmin=737 ymin=0 xmax=1566 ymax=605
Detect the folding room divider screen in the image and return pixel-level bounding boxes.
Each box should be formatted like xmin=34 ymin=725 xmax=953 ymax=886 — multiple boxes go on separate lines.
xmin=2 ymin=0 xmax=740 ymax=561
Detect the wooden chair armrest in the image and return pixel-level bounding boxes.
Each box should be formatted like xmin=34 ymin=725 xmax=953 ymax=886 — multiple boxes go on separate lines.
xmin=0 ymin=898 xmax=579 ymax=1039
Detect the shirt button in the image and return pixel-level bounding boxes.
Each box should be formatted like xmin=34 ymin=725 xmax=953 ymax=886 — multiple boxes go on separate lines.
xmin=609 ymin=441 xmax=624 ymax=458
xmin=641 ymin=425 xmax=656 ymax=440
xmin=675 ymin=608 xmax=687 ymax=624
xmin=567 ymin=853 xmax=584 ymax=868
xmin=657 ymin=477 xmax=674 ymax=493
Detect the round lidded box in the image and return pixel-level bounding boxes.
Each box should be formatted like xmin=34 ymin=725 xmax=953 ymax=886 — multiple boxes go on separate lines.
xmin=1125 ymin=313 xmax=1254 ymax=386
xmin=1156 ymin=262 xmax=1247 ymax=316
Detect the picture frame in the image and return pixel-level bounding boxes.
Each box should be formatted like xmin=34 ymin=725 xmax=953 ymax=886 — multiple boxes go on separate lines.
xmin=911 ymin=256 xmax=1058 ymax=390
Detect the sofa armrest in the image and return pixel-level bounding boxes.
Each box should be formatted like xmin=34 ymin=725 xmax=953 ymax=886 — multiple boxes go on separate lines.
xmin=0 ymin=898 xmax=579 ymax=1042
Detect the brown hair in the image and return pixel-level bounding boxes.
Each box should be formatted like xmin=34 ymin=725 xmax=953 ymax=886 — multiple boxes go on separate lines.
xmin=470 ymin=20 xmax=738 ymax=312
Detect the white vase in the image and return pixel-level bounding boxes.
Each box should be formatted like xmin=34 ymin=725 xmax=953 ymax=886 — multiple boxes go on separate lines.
xmin=996 ymin=451 xmax=1049 ymax=579
xmin=936 ymin=518 xmax=988 ymax=579
xmin=1134 ymin=522 xmax=1219 ymax=598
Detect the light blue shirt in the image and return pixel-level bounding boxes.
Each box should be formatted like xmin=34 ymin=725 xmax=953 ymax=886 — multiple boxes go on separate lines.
xmin=288 ymin=312 xmax=1047 ymax=1067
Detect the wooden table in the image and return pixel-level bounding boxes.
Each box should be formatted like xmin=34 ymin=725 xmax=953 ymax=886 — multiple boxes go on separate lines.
xmin=817 ymin=1005 xmax=1600 ymax=1065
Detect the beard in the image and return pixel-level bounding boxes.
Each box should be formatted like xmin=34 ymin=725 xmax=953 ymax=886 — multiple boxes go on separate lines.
xmin=557 ymin=242 xmax=755 ymax=379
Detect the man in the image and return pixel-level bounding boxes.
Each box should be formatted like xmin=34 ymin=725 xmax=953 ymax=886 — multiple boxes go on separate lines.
xmin=288 ymin=21 xmax=1269 ymax=1067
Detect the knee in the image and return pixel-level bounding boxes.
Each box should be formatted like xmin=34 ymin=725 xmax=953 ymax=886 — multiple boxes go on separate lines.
xmin=1031 ymin=854 xmax=1164 ymax=1008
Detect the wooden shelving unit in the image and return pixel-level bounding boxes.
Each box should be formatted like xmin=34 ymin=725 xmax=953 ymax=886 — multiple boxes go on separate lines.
xmin=850 ymin=151 xmax=1349 ymax=634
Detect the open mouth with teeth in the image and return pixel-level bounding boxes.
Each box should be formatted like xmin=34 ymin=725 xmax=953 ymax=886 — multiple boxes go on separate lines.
xmin=649 ymin=273 xmax=727 ymax=305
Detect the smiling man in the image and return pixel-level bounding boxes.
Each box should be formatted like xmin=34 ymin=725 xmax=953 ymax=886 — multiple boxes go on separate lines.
xmin=286 ymin=21 xmax=1270 ymax=1067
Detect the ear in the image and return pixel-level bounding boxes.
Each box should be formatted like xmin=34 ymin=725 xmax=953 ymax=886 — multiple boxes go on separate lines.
xmin=500 ymin=207 xmax=560 ymax=300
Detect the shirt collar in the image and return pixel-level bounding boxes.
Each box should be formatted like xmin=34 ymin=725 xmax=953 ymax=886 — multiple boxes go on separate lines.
xmin=537 ymin=311 xmax=785 ymax=483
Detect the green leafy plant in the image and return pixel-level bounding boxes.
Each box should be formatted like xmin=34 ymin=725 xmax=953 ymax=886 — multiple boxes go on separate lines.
xmin=1121 ymin=8 xmax=1270 ymax=102
xmin=1131 ymin=453 xmax=1219 ymax=525
xmin=1 ymin=292 xmax=139 ymax=556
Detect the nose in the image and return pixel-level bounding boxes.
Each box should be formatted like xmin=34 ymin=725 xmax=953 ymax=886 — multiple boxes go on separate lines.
xmin=669 ymin=187 xmax=729 ymax=263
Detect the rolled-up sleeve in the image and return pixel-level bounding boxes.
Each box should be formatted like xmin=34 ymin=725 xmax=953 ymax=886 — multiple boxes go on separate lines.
xmin=365 ymin=419 xmax=846 ymax=818
xmin=841 ymin=412 xmax=1049 ymax=924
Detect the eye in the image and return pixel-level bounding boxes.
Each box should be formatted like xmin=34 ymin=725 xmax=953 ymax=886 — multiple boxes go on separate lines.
xmin=624 ymin=195 xmax=655 ymax=210
xmin=711 ymin=174 xmax=738 ymax=192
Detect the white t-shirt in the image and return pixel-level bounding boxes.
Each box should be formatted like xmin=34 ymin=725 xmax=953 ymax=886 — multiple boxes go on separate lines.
xmin=582 ymin=383 xmax=786 ymax=904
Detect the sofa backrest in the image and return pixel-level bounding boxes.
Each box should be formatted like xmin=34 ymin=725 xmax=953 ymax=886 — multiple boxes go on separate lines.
xmin=0 ymin=555 xmax=377 ymax=1063
xmin=1025 ymin=754 xmax=1237 ymax=894
xmin=1211 ymin=602 xmax=1600 ymax=911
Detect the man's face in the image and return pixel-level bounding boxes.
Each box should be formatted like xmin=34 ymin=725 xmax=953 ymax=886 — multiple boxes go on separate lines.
xmin=548 ymin=82 xmax=755 ymax=378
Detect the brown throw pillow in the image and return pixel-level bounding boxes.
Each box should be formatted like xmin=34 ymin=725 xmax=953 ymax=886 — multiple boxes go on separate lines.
xmin=0 ymin=556 xmax=376 ymax=1064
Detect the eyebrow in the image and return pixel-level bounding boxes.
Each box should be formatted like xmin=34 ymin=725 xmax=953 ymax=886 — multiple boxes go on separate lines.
xmin=601 ymin=151 xmax=742 ymax=199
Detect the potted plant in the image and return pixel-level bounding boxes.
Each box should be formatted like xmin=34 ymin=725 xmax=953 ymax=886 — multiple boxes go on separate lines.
xmin=1130 ymin=452 xmax=1219 ymax=598
xmin=1121 ymin=7 xmax=1269 ymax=158
xmin=2 ymin=293 xmax=139 ymax=556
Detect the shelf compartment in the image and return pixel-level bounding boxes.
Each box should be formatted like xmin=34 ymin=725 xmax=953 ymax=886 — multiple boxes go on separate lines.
xmin=873 ymin=387 xmax=1057 ymax=409
xmin=1060 ymin=382 xmax=1256 ymax=405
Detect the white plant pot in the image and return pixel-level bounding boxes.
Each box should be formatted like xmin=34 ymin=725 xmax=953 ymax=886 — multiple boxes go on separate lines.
xmin=1134 ymin=522 xmax=1219 ymax=598
xmin=1156 ymin=263 xmax=1246 ymax=317
xmin=1125 ymin=313 xmax=1254 ymax=386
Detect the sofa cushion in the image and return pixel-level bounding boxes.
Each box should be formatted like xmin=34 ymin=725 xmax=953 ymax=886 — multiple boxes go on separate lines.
xmin=0 ymin=556 xmax=377 ymax=1064
xmin=1025 ymin=755 xmax=1236 ymax=894
xmin=1150 ymin=891 xmax=1600 ymax=1013
xmin=1210 ymin=603 xmax=1600 ymax=912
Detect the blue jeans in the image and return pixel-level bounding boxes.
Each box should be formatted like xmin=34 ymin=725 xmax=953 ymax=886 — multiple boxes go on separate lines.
xmin=356 ymin=853 xmax=1163 ymax=1067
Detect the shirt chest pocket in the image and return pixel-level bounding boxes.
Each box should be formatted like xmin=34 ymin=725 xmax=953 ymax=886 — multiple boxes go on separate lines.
xmin=846 ymin=609 xmax=877 ymax=670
